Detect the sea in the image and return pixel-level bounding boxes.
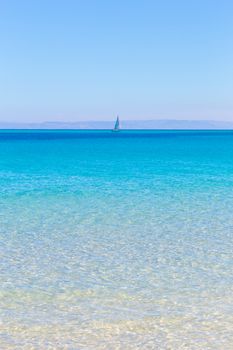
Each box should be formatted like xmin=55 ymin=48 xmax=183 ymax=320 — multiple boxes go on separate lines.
xmin=1 ymin=130 xmax=233 ymax=349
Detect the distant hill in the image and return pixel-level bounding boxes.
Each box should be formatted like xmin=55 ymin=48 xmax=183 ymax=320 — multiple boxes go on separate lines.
xmin=0 ymin=119 xmax=233 ymax=129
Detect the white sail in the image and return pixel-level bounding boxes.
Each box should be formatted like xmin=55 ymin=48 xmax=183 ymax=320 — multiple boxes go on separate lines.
xmin=113 ymin=116 xmax=120 ymax=131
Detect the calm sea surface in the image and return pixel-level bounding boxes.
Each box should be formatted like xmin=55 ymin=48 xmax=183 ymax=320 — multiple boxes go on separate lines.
xmin=1 ymin=130 xmax=233 ymax=349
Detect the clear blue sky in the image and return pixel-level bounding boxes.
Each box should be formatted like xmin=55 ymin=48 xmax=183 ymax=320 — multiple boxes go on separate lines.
xmin=0 ymin=0 xmax=233 ymax=122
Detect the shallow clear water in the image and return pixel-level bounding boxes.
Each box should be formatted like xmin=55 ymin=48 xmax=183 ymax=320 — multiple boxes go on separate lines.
xmin=1 ymin=130 xmax=233 ymax=349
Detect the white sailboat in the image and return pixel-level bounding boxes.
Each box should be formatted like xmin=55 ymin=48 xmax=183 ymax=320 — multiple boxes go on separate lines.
xmin=112 ymin=116 xmax=120 ymax=132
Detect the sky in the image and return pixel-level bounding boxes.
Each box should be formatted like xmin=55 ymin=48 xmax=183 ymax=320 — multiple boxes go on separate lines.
xmin=0 ymin=0 xmax=233 ymax=122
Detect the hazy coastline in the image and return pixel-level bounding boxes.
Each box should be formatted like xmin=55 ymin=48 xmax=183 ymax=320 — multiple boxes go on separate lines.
xmin=1 ymin=119 xmax=233 ymax=129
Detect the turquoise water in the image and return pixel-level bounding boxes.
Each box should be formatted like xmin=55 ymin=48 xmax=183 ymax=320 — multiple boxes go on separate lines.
xmin=1 ymin=130 xmax=233 ymax=349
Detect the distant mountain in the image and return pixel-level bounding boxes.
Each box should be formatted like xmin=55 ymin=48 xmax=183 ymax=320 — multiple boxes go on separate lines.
xmin=0 ymin=119 xmax=233 ymax=129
